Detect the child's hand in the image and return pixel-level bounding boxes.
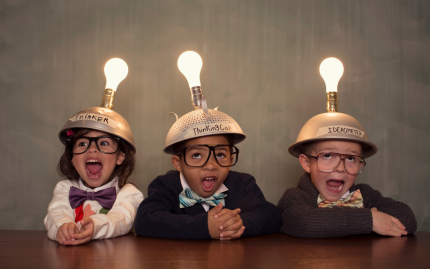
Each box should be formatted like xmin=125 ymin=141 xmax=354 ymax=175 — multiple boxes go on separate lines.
xmin=56 ymin=222 xmax=79 ymax=245
xmin=208 ymin=203 xmax=244 ymax=240
xmin=215 ymin=208 xmax=245 ymax=240
xmin=371 ymin=207 xmax=407 ymax=237
xmin=64 ymin=217 xmax=95 ymax=245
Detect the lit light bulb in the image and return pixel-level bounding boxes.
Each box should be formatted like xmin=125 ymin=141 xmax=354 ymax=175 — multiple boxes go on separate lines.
xmin=178 ymin=51 xmax=202 ymax=89
xmin=320 ymin=57 xmax=343 ymax=112
xmin=319 ymin=57 xmax=344 ymax=93
xmin=104 ymin=58 xmax=129 ymax=91
xmin=100 ymin=58 xmax=128 ymax=109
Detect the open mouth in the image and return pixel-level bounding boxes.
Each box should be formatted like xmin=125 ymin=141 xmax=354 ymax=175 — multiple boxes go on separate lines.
xmin=85 ymin=159 xmax=103 ymax=179
xmin=326 ymin=179 xmax=344 ymax=194
xmin=201 ymin=176 xmax=217 ymax=192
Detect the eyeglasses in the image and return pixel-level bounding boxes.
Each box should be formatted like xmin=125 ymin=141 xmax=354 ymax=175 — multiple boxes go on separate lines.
xmin=305 ymin=153 xmax=366 ymax=175
xmin=69 ymin=135 xmax=120 ymax=155
xmin=179 ymin=144 xmax=239 ymax=167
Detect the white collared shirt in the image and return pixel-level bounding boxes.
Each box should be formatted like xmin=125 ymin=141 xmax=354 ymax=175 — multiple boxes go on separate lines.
xmin=180 ymin=172 xmax=228 ymax=212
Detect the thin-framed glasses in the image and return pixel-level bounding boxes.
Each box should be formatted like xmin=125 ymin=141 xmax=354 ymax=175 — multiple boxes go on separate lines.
xmin=305 ymin=152 xmax=366 ymax=175
xmin=69 ymin=135 xmax=120 ymax=155
xmin=179 ymin=144 xmax=239 ymax=167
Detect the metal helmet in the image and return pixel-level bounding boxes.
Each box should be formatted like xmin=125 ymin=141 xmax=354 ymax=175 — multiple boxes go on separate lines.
xmin=288 ymin=112 xmax=377 ymax=159
xmin=58 ymin=107 xmax=136 ymax=152
xmin=164 ymin=108 xmax=246 ymax=154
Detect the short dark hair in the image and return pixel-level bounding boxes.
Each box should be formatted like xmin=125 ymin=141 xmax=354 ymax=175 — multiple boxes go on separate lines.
xmin=172 ymin=134 xmax=235 ymax=155
xmin=300 ymin=141 xmax=317 ymax=156
xmin=57 ymin=128 xmax=136 ymax=188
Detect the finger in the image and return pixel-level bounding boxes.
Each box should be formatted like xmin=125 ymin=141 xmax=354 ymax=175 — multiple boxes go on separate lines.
xmin=390 ymin=216 xmax=406 ymax=230
xmin=210 ymin=203 xmax=224 ymax=217
xmin=65 ymin=237 xmax=91 ymax=246
xmin=57 ymin=232 xmax=66 ymax=245
xmin=68 ymin=223 xmax=77 ymax=240
xmin=387 ymin=230 xmax=402 ymax=237
xmin=61 ymin=224 xmax=71 ymax=241
xmin=74 ymin=229 xmax=92 ymax=240
xmin=215 ymin=208 xmax=241 ymax=219
xmin=391 ymin=223 xmax=408 ymax=236
xmin=222 ymin=226 xmax=245 ymax=240
xmin=371 ymin=207 xmax=378 ymax=212
xmin=220 ymin=216 xmax=242 ymax=230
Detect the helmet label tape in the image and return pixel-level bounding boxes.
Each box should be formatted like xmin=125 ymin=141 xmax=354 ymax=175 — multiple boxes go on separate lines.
xmin=316 ymin=125 xmax=365 ymax=138
xmin=70 ymin=114 xmax=118 ymax=128
xmin=185 ymin=123 xmax=236 ymax=138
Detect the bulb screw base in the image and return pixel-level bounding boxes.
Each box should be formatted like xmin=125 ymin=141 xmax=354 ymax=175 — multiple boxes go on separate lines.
xmin=191 ymin=86 xmax=203 ymax=110
xmin=101 ymin=89 xmax=115 ymax=109
xmin=326 ymin=91 xmax=338 ymax=112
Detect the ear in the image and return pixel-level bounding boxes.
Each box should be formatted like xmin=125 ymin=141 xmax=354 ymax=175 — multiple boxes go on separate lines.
xmin=171 ymin=155 xmax=182 ymax=172
xmin=116 ymin=151 xmax=126 ymax=165
xmin=299 ymin=154 xmax=311 ymax=173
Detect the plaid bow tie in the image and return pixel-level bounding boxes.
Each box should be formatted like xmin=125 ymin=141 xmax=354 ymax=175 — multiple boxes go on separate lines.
xmin=69 ymin=186 xmax=117 ymax=209
xmin=317 ymin=189 xmax=363 ymax=208
xmin=179 ymin=188 xmax=227 ymax=208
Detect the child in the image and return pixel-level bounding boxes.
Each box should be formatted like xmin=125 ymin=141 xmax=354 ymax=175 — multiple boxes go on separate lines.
xmin=277 ymin=112 xmax=417 ymax=238
xmin=135 ymin=106 xmax=281 ymax=240
xmin=44 ymin=107 xmax=144 ymax=245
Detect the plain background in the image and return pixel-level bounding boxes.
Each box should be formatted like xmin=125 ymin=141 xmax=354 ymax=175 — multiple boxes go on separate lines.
xmin=0 ymin=0 xmax=429 ymax=232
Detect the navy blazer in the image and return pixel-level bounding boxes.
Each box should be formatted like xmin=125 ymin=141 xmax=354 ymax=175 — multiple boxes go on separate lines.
xmin=135 ymin=170 xmax=281 ymax=239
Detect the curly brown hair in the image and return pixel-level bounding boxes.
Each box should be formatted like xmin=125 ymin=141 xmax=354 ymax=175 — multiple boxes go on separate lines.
xmin=57 ymin=129 xmax=136 ymax=188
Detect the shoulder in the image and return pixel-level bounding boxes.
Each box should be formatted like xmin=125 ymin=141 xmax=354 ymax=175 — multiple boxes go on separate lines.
xmin=119 ymin=183 xmax=143 ymax=195
xmin=148 ymin=170 xmax=182 ymax=193
xmin=225 ymin=170 xmax=256 ymax=183
xmin=352 ymin=183 xmax=380 ymax=195
xmin=54 ymin=179 xmax=79 ymax=191
xmin=278 ymin=187 xmax=309 ymax=204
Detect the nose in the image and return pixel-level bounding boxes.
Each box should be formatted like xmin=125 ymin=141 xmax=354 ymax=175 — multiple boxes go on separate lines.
xmin=334 ymin=157 xmax=346 ymax=173
xmin=87 ymin=140 xmax=99 ymax=153
xmin=203 ymin=151 xmax=218 ymax=170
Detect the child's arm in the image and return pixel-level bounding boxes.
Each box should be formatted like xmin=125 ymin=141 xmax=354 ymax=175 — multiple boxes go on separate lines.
xmin=44 ymin=180 xmax=78 ymax=241
xmin=235 ymin=174 xmax=282 ymax=237
xmin=360 ymin=184 xmax=417 ymax=234
xmin=277 ymin=188 xmax=374 ymax=238
xmin=88 ymin=184 xmax=144 ymax=239
xmin=135 ymin=177 xmax=213 ymax=239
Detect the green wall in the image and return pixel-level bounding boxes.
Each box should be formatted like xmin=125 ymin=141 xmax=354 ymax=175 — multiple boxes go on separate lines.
xmin=1 ymin=0 xmax=429 ymax=232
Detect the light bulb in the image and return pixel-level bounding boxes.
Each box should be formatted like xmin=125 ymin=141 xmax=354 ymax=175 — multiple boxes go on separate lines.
xmin=177 ymin=51 xmax=202 ymax=88
xmin=104 ymin=58 xmax=129 ymax=91
xmin=319 ymin=57 xmax=344 ymax=93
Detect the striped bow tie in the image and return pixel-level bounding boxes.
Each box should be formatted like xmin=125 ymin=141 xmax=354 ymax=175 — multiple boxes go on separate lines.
xmin=179 ymin=188 xmax=227 ymax=208
xmin=317 ymin=189 xmax=363 ymax=208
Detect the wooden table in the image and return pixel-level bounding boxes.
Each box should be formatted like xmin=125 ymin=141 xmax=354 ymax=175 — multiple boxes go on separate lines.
xmin=1 ymin=231 xmax=430 ymax=268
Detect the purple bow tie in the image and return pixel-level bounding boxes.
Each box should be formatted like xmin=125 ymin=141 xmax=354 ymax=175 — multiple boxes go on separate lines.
xmin=69 ymin=186 xmax=117 ymax=209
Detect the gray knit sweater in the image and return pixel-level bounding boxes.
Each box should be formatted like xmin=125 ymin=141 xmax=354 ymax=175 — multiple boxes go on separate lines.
xmin=277 ymin=173 xmax=417 ymax=238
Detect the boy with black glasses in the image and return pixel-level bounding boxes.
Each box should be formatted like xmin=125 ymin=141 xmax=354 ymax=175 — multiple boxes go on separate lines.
xmin=277 ymin=112 xmax=417 ymax=238
xmin=135 ymin=105 xmax=281 ymax=240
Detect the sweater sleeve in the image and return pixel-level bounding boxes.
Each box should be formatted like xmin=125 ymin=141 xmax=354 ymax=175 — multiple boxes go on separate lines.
xmin=134 ymin=176 xmax=211 ymax=239
xmin=239 ymin=175 xmax=282 ymax=237
xmin=90 ymin=184 xmax=144 ymax=239
xmin=277 ymin=188 xmax=373 ymax=238
xmin=359 ymin=184 xmax=417 ymax=234
xmin=44 ymin=180 xmax=76 ymax=241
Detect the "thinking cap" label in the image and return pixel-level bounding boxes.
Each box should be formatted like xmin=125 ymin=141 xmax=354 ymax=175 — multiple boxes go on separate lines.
xmin=184 ymin=123 xmax=237 ymax=139
xmin=70 ymin=113 xmax=118 ymax=129
xmin=315 ymin=125 xmax=365 ymax=138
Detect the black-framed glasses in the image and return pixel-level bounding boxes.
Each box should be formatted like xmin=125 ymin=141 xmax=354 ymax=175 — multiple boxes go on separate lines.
xmin=69 ymin=135 xmax=120 ymax=155
xmin=305 ymin=153 xmax=366 ymax=175
xmin=179 ymin=144 xmax=239 ymax=167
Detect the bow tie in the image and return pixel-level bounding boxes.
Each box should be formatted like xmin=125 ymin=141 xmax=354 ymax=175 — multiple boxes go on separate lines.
xmin=317 ymin=189 xmax=363 ymax=208
xmin=179 ymin=188 xmax=227 ymax=208
xmin=69 ymin=186 xmax=117 ymax=209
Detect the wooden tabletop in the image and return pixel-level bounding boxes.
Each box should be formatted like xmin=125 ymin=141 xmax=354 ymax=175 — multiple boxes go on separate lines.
xmin=1 ymin=230 xmax=430 ymax=268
